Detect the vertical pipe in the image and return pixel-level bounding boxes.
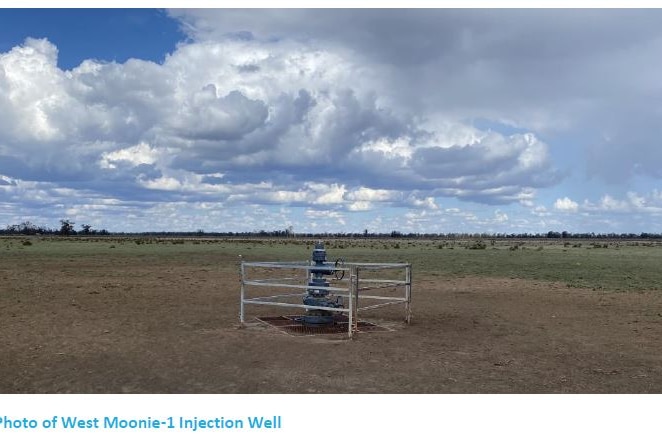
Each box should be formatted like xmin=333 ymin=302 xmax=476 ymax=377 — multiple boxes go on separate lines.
xmin=239 ymin=259 xmax=246 ymax=325
xmin=405 ymin=264 xmax=412 ymax=324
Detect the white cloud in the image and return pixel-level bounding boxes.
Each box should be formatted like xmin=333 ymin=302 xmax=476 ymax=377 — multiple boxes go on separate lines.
xmin=357 ymin=137 xmax=414 ymax=160
xmin=347 ymin=201 xmax=373 ymax=212
xmin=167 ymin=88 xmax=268 ymax=141
xmin=172 ymin=9 xmax=662 ymax=186
xmin=139 ymin=175 xmax=183 ymax=191
xmin=597 ymin=195 xmax=629 ymax=212
xmin=0 ymin=38 xmax=68 ymax=143
xmin=494 ymin=210 xmax=509 ymax=223
xmin=0 ymin=35 xmax=561 ymax=211
xmin=99 ymin=142 xmax=163 ymax=169
xmin=554 ymin=197 xmax=579 ymax=212
xmin=581 ymin=192 xmax=662 ymax=214
xmin=309 ymin=183 xmax=346 ymax=205
xmin=406 ymin=196 xmax=439 ymax=210
xmin=304 ymin=209 xmax=346 ymax=227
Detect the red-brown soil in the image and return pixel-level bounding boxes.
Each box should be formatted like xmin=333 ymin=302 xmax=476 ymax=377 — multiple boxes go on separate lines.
xmin=2 ymin=250 xmax=661 ymax=393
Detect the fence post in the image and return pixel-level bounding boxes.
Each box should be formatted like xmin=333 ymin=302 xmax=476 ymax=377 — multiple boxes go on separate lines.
xmin=405 ymin=264 xmax=412 ymax=324
xmin=239 ymin=259 xmax=246 ymax=325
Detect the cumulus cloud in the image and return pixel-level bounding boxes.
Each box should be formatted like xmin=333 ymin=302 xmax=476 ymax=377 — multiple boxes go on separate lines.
xmin=99 ymin=142 xmax=162 ymax=169
xmin=554 ymin=197 xmax=579 ymax=212
xmin=347 ymin=201 xmax=373 ymax=212
xmin=545 ymin=190 xmax=662 ymax=235
xmin=0 ymin=38 xmax=67 ymax=143
xmin=539 ymin=191 xmax=662 ymax=233
xmin=582 ymin=192 xmax=662 ymax=215
xmin=168 ymin=88 xmax=268 ymax=141
xmin=172 ymin=9 xmax=662 ymax=184
xmin=0 ymin=31 xmax=560 ymax=218
xmin=494 ymin=210 xmax=509 ymax=223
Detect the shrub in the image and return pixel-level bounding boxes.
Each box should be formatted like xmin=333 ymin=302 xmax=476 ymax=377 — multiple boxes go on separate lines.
xmin=467 ymin=241 xmax=487 ymax=250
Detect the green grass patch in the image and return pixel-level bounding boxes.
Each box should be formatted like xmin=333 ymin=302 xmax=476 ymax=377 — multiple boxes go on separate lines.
xmin=1 ymin=237 xmax=660 ymax=292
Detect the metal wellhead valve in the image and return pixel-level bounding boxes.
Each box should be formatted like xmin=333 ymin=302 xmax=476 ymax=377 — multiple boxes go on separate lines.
xmin=301 ymin=241 xmax=345 ymax=325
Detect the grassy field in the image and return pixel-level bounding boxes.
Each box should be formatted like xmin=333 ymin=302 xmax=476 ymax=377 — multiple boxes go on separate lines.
xmin=3 ymin=236 xmax=661 ymax=292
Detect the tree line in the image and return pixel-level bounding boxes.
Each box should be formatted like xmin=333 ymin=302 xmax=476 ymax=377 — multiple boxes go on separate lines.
xmin=2 ymin=221 xmax=662 ymax=239
xmin=2 ymin=220 xmax=109 ymax=236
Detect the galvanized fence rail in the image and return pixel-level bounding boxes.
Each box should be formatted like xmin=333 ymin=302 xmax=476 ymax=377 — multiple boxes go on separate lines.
xmin=240 ymin=260 xmax=411 ymax=338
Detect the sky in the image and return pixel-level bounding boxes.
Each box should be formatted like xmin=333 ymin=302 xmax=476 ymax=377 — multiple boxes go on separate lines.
xmin=1 ymin=8 xmax=662 ymax=234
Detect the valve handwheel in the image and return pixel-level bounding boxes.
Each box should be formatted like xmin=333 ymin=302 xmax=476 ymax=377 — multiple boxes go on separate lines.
xmin=334 ymin=258 xmax=345 ymax=280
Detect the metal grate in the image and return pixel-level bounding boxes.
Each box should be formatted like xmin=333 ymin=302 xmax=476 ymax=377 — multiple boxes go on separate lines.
xmin=256 ymin=315 xmax=391 ymax=336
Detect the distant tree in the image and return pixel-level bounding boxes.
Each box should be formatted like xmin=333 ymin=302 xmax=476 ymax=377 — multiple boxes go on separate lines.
xmin=5 ymin=224 xmax=19 ymax=234
xmin=80 ymin=224 xmax=92 ymax=235
xmin=18 ymin=221 xmax=39 ymax=235
xmin=59 ymin=219 xmax=75 ymax=236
